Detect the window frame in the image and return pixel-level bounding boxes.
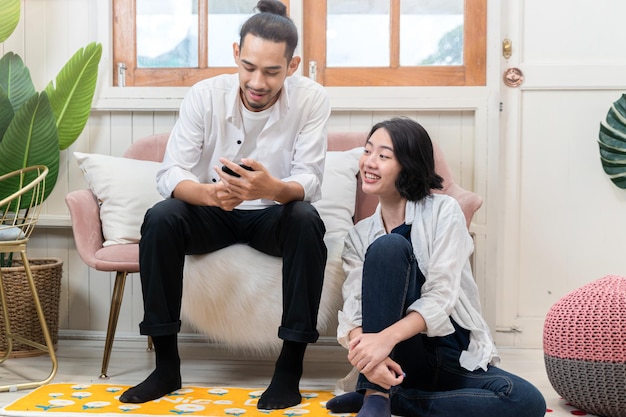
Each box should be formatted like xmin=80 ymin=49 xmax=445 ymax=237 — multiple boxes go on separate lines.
xmin=112 ymin=0 xmax=485 ymax=87
xmin=303 ymin=0 xmax=487 ymax=86
xmin=112 ymin=0 xmax=289 ymax=87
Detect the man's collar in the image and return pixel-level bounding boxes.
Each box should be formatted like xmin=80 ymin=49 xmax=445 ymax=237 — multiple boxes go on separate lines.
xmin=226 ymin=77 xmax=292 ymax=127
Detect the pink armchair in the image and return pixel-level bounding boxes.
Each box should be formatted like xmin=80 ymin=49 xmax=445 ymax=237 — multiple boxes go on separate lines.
xmin=65 ymin=133 xmax=168 ymax=378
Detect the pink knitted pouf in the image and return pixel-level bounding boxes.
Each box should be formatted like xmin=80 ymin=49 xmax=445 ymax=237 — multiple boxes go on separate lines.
xmin=543 ymin=275 xmax=626 ymax=417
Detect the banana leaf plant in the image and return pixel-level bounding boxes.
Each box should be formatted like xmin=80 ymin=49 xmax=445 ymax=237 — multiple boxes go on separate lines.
xmin=598 ymin=94 xmax=626 ymax=188
xmin=0 ymin=0 xmax=102 ymax=267
xmin=0 ymin=0 xmax=102 ymax=208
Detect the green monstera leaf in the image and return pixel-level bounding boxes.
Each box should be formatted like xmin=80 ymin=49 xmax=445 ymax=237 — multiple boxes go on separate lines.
xmin=598 ymin=94 xmax=626 ymax=188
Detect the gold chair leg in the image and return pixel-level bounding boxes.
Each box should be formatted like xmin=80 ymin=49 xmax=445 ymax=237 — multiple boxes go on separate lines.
xmin=0 ymin=251 xmax=58 ymax=392
xmin=100 ymin=271 xmax=128 ymax=379
xmin=0 ymin=265 xmax=14 ymax=364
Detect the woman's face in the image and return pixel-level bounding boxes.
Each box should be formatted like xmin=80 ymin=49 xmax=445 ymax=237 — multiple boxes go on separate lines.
xmin=360 ymin=128 xmax=402 ymax=199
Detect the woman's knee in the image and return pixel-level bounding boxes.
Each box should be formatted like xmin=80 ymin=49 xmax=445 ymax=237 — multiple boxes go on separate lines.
xmin=363 ymin=235 xmax=415 ymax=290
xmin=366 ymin=234 xmax=413 ymax=263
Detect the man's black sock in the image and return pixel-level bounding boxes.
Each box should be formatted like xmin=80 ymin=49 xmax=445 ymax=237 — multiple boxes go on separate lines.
xmin=119 ymin=334 xmax=181 ymax=403
xmin=257 ymin=340 xmax=306 ymax=410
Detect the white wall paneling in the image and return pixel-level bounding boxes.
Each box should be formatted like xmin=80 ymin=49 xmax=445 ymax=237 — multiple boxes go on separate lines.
xmin=30 ymin=108 xmax=486 ymax=340
xmin=496 ymin=0 xmax=626 ymax=347
xmin=7 ymin=0 xmax=497 ymax=343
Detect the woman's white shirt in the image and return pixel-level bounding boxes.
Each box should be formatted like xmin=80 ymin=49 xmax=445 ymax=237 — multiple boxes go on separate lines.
xmin=338 ymin=194 xmax=499 ymax=371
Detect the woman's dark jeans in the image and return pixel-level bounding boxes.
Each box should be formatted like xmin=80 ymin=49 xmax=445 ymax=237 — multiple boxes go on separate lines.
xmin=356 ymin=234 xmax=546 ymax=417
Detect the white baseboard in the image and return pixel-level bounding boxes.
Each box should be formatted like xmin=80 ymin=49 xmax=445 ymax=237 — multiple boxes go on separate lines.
xmin=58 ymin=330 xmax=340 ymax=347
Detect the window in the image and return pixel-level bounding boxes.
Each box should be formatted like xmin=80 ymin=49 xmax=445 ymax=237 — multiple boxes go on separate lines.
xmin=113 ymin=0 xmax=286 ymax=87
xmin=303 ymin=0 xmax=486 ymax=86
xmin=112 ymin=0 xmax=485 ymax=87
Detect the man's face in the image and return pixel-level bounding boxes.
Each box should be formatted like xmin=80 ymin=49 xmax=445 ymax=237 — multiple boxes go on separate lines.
xmin=233 ymin=34 xmax=300 ymax=112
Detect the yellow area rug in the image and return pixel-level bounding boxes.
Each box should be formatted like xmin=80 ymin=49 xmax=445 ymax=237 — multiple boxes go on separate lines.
xmin=1 ymin=384 xmax=349 ymax=417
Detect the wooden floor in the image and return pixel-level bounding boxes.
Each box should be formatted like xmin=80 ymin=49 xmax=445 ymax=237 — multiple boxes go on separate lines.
xmin=0 ymin=338 xmax=594 ymax=416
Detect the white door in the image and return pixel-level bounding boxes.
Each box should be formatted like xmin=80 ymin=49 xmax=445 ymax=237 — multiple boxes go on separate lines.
xmin=495 ymin=0 xmax=626 ymax=348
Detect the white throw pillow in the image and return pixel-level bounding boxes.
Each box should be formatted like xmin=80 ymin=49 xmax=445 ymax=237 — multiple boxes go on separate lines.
xmin=314 ymin=147 xmax=362 ymax=238
xmin=73 ymin=152 xmax=164 ymax=247
xmin=73 ymin=147 xmax=362 ymax=247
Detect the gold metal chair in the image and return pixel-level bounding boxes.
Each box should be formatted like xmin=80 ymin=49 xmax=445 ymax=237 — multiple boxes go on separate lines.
xmin=0 ymin=165 xmax=57 ymax=391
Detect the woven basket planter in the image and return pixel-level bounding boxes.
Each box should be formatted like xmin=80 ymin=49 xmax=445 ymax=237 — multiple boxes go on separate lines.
xmin=0 ymin=257 xmax=62 ymax=358
xmin=543 ymin=275 xmax=626 ymax=417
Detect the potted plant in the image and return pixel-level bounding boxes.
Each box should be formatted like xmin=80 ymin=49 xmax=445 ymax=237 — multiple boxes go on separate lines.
xmin=0 ymin=0 xmax=102 ymax=355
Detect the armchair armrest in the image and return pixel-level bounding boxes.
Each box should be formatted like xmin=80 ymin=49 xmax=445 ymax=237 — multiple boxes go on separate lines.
xmin=432 ymin=141 xmax=483 ymax=228
xmin=65 ymin=189 xmax=104 ymax=268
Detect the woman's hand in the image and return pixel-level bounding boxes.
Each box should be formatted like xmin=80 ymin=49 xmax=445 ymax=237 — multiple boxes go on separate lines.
xmin=361 ymin=357 xmax=405 ymax=390
xmin=348 ymin=332 xmax=396 ymax=374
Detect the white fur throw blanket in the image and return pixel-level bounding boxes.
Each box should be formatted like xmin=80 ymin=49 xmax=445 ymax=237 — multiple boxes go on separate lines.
xmin=180 ymin=148 xmax=362 ymax=354
xmin=181 ymin=236 xmax=345 ymax=354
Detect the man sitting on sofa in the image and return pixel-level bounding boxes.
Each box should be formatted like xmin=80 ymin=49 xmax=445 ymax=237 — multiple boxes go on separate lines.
xmin=119 ymin=0 xmax=331 ymax=410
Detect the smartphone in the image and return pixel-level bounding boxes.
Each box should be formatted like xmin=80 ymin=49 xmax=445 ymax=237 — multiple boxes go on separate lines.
xmin=221 ymin=163 xmax=253 ymax=178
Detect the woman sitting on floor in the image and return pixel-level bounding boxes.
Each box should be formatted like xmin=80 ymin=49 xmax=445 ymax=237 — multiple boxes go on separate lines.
xmin=326 ymin=117 xmax=546 ymax=417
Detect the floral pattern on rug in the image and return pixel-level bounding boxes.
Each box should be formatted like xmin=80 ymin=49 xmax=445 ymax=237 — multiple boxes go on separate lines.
xmin=2 ymin=384 xmax=351 ymax=417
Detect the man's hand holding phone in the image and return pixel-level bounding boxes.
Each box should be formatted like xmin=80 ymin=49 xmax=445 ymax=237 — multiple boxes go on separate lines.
xmin=216 ymin=158 xmax=301 ymax=205
xmin=221 ymin=163 xmax=254 ymax=178
xmin=215 ymin=158 xmax=269 ymax=203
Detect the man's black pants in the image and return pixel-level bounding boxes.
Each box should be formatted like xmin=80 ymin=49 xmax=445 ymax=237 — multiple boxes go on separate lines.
xmin=137 ymin=198 xmax=327 ymax=344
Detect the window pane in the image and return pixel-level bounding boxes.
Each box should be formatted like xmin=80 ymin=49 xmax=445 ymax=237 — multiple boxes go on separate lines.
xmin=326 ymin=0 xmax=389 ymax=67
xmin=136 ymin=0 xmax=198 ymax=68
xmin=208 ymin=0 xmax=258 ymax=67
xmin=400 ymin=0 xmax=464 ymax=66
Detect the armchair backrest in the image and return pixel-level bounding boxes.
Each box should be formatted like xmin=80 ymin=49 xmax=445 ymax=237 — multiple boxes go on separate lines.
xmin=123 ymin=133 xmax=170 ymax=162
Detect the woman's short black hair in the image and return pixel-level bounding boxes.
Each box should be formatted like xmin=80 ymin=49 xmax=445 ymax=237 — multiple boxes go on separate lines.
xmin=239 ymin=0 xmax=298 ymax=60
xmin=367 ymin=117 xmax=444 ymax=201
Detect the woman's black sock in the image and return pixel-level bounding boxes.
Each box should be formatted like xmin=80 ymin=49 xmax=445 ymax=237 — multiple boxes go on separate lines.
xmin=326 ymin=391 xmax=365 ymax=413
xmin=119 ymin=334 xmax=181 ymax=403
xmin=356 ymin=394 xmax=391 ymax=417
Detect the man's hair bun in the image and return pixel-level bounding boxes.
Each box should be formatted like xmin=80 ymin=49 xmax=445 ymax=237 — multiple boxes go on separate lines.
xmin=256 ymin=0 xmax=287 ymax=17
